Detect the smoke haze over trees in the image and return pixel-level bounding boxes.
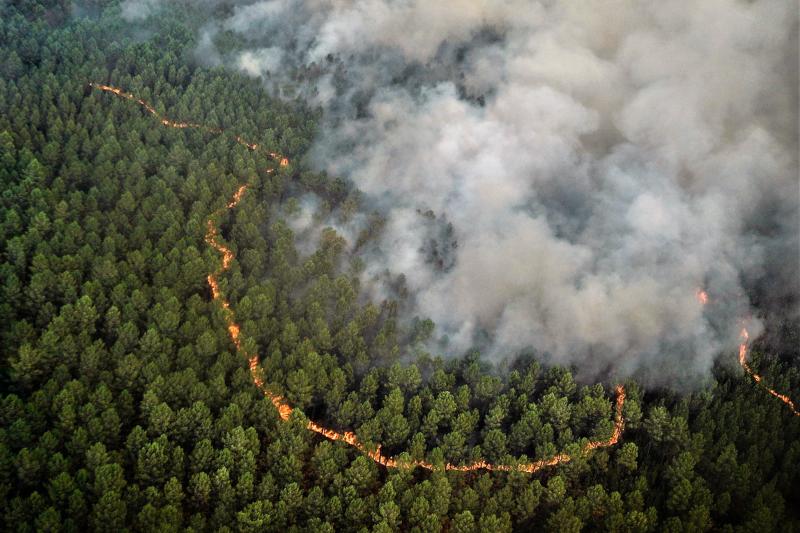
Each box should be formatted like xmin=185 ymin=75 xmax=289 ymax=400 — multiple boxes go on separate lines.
xmin=1 ymin=1 xmax=800 ymax=531
xmin=121 ymin=0 xmax=799 ymax=385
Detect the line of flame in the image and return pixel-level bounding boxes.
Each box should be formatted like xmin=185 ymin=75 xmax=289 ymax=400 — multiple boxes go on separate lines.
xmin=89 ymin=83 xmax=287 ymax=164
xmin=93 ymin=82 xmax=627 ymax=473
xmin=738 ymin=328 xmax=799 ymax=416
xmin=695 ymin=291 xmax=799 ymax=416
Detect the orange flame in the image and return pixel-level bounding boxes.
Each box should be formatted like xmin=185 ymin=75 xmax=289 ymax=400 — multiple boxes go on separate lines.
xmin=94 ymin=82 xmax=628 ymax=473
xmin=738 ymin=328 xmax=799 ymax=416
xmin=89 ymin=83 xmax=285 ymax=164
xmin=697 ymin=289 xmax=798 ymax=417
xmin=695 ymin=289 xmax=709 ymax=306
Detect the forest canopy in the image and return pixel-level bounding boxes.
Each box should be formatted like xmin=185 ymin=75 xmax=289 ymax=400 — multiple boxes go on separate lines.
xmin=0 ymin=1 xmax=799 ymax=532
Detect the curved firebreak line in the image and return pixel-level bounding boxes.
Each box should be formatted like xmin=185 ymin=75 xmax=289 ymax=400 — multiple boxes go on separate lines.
xmin=91 ymin=82 xmax=627 ymax=473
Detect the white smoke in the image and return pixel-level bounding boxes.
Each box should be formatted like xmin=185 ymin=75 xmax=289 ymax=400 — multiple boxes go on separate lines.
xmin=125 ymin=0 xmax=799 ymax=384
xmin=119 ymin=0 xmax=162 ymax=20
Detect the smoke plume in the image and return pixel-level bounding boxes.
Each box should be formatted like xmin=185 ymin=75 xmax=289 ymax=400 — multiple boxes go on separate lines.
xmin=122 ymin=0 xmax=799 ymax=385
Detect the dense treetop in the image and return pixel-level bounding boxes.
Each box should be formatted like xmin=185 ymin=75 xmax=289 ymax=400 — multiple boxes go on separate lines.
xmin=1 ymin=1 xmax=798 ymax=531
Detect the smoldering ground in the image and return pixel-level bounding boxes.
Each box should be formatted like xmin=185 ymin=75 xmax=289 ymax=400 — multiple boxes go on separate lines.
xmin=121 ymin=0 xmax=799 ymax=386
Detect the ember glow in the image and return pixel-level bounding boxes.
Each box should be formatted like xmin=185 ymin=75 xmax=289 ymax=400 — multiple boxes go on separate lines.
xmin=695 ymin=289 xmax=709 ymax=306
xmin=698 ymin=291 xmax=799 ymax=417
xmin=95 ymin=82 xmax=627 ymax=473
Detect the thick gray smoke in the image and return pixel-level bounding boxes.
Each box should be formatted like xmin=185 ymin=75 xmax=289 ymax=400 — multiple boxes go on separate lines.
xmin=123 ymin=0 xmax=799 ymax=385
